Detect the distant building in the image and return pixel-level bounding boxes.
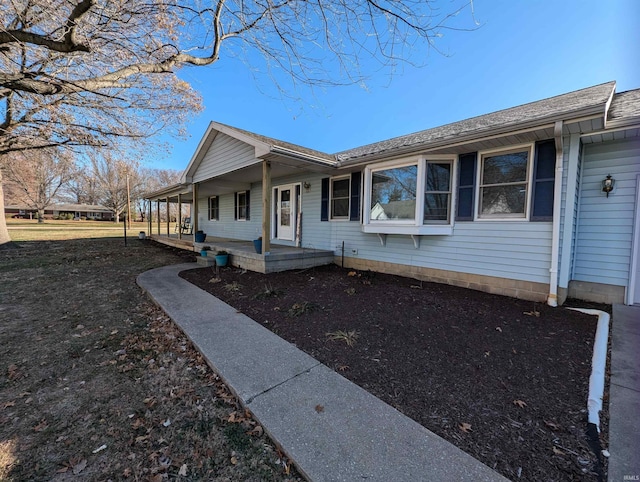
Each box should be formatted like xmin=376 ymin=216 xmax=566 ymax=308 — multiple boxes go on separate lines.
xmin=4 ymin=203 xmax=114 ymax=221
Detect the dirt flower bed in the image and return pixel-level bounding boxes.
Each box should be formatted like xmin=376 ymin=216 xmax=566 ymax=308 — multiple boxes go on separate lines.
xmin=0 ymin=238 xmax=301 ymax=481
xmin=181 ymin=263 xmax=608 ymax=482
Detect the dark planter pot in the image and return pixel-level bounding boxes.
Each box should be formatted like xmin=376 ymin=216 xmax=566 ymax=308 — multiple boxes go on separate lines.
xmin=253 ymin=239 xmax=262 ymax=254
xmin=195 ymin=232 xmax=206 ymax=243
xmin=215 ymin=254 xmax=229 ymax=267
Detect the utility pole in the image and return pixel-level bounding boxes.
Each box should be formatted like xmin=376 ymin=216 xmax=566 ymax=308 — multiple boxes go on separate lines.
xmin=126 ymin=173 xmax=132 ymax=230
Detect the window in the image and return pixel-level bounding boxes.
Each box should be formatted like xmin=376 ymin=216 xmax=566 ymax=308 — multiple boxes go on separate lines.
xmin=362 ymin=157 xmax=455 ymax=235
xmin=424 ymin=161 xmax=452 ymax=223
xmin=370 ymin=164 xmax=417 ymax=221
xmin=330 ymin=176 xmax=350 ymax=219
xmin=478 ymin=146 xmax=533 ymax=219
xmin=235 ymin=191 xmax=249 ymax=221
xmin=208 ymin=196 xmax=219 ymax=220
xmin=321 ymin=172 xmax=361 ymax=222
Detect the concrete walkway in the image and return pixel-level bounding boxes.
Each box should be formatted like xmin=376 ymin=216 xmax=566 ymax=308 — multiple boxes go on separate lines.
xmin=137 ymin=263 xmax=507 ymax=481
xmin=608 ymin=304 xmax=640 ymax=482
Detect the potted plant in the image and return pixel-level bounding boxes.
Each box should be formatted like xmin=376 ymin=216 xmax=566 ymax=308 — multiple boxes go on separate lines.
xmin=253 ymin=236 xmax=262 ymax=254
xmin=200 ymin=246 xmax=210 ymax=257
xmin=215 ymin=250 xmax=229 ymax=267
xmin=195 ymin=230 xmax=206 ymax=243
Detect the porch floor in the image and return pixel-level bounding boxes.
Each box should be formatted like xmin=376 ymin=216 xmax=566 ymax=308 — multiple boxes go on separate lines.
xmin=148 ymin=234 xmax=336 ymax=273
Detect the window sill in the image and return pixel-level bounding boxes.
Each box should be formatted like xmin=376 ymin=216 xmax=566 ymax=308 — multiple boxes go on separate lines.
xmin=362 ymin=224 xmax=453 ymax=236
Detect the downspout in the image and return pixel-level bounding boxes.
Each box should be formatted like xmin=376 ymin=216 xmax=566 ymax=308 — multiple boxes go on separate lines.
xmin=547 ymin=121 xmax=564 ymax=307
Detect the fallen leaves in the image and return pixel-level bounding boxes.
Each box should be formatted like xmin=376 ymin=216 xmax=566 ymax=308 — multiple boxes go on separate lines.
xmin=544 ymin=419 xmax=561 ymax=430
xmin=459 ymin=422 xmax=472 ymax=433
xmin=314 ymin=404 xmax=324 ymax=413
xmin=513 ymin=399 xmax=527 ymax=408
xmin=32 ymin=418 xmax=48 ymax=432
xmin=7 ymin=364 xmax=21 ymax=381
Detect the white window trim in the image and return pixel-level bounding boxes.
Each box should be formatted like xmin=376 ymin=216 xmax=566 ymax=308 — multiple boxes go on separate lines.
xmin=236 ymin=191 xmax=248 ymax=221
xmin=330 ymin=175 xmax=351 ymax=221
xmin=475 ymin=143 xmax=535 ymax=221
xmin=362 ymin=155 xmax=455 ymax=236
xmin=424 ymin=159 xmax=454 ymax=225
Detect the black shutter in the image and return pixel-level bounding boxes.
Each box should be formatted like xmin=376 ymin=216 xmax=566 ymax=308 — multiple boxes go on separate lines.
xmin=321 ymin=177 xmax=329 ymax=221
xmin=245 ymin=190 xmax=250 ymax=220
xmin=456 ymin=152 xmax=477 ymax=221
xmin=531 ymin=140 xmax=555 ymax=221
xmin=350 ymin=171 xmax=361 ymax=221
xmin=234 ymin=192 xmax=238 ymax=220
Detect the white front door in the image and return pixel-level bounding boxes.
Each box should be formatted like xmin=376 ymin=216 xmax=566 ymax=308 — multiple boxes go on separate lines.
xmin=277 ymin=185 xmax=295 ymax=241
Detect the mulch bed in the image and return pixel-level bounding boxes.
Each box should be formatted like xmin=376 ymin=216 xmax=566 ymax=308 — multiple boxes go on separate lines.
xmin=180 ymin=263 xmax=607 ymax=481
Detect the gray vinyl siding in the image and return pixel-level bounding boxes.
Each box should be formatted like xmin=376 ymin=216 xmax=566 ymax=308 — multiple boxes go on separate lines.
xmin=197 ymin=184 xmax=262 ymax=240
xmin=193 ymin=133 xmax=259 ymax=183
xmin=330 ymin=221 xmax=552 ymax=284
xmin=573 ymin=138 xmax=640 ymax=287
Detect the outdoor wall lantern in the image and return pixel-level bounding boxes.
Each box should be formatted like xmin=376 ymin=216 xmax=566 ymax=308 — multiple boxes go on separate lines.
xmin=303 ymin=181 xmax=311 ymax=191
xmin=602 ymin=174 xmax=615 ymax=197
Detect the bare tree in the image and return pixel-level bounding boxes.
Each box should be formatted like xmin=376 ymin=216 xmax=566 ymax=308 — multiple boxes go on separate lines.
xmin=59 ymin=171 xmax=101 ymax=206
xmin=0 ymin=0 xmax=475 ymax=244
xmin=137 ymin=168 xmax=183 ymax=222
xmin=2 ymin=149 xmax=76 ymax=222
xmin=89 ymin=152 xmax=142 ymax=223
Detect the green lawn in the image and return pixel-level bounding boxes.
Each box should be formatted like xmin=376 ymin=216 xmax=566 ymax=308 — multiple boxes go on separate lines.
xmin=5 ymin=218 xmax=169 ymax=242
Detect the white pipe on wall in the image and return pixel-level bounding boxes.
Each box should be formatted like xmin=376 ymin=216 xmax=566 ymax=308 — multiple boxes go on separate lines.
xmin=547 ymin=121 xmax=564 ymax=307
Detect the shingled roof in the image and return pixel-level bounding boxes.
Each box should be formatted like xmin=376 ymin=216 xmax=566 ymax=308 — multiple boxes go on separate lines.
xmin=335 ymin=81 xmax=617 ymax=163
xmin=607 ymin=88 xmax=640 ymax=127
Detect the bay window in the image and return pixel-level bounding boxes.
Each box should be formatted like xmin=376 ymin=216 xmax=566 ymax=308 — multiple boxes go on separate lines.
xmin=363 ymin=156 xmax=455 ymax=235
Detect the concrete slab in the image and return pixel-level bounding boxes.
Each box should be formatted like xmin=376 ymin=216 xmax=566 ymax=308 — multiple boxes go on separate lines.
xmin=137 ymin=264 xmax=320 ymax=402
xmin=608 ymin=304 xmax=640 ymax=482
xmin=248 ymin=363 xmax=507 ymax=482
xmin=610 ymin=327 xmax=640 ymax=391
xmin=608 ymin=383 xmax=640 ymax=482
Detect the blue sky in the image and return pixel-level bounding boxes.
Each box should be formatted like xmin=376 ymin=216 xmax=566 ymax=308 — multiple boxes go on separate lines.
xmin=154 ymin=0 xmax=639 ymax=172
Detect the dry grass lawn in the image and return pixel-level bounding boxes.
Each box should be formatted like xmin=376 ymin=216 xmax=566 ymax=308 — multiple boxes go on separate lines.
xmin=0 ymin=221 xmax=301 ymax=481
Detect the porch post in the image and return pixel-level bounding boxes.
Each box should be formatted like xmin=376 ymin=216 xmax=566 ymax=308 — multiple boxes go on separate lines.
xmin=192 ymin=183 xmax=199 ymax=238
xmin=156 ymin=200 xmax=160 ymax=234
xmin=262 ymin=160 xmax=271 ymax=254
xmin=148 ymin=201 xmax=151 ymax=235
xmin=177 ymin=193 xmax=182 ymax=240
xmin=165 ymin=197 xmax=170 ymax=236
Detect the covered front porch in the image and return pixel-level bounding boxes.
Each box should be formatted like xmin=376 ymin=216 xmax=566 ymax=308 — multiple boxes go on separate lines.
xmin=150 ymin=233 xmax=336 ymax=273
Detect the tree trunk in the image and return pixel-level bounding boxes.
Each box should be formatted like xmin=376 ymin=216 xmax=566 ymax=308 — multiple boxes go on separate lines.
xmin=38 ymin=208 xmax=45 ymax=223
xmin=0 ymin=171 xmax=16 ymax=247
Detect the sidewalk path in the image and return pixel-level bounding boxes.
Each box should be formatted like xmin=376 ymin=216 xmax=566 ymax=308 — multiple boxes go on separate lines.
xmin=137 ymin=263 xmax=507 ymax=481
xmin=608 ymin=304 xmax=640 ymax=482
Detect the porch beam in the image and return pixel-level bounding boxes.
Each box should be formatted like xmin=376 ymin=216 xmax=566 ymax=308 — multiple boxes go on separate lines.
xmin=192 ymin=183 xmax=199 ymax=238
xmin=177 ymin=193 xmax=182 ymax=240
xmin=165 ymin=197 xmax=170 ymax=236
xmin=262 ymin=161 xmax=271 ymax=254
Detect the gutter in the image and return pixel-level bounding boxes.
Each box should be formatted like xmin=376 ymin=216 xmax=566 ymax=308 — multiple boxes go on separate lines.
xmin=547 ymin=121 xmax=564 ymax=307
xmin=270 ymin=145 xmax=339 ymax=167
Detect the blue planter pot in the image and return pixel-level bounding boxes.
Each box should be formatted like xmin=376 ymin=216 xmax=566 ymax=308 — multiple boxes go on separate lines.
xmin=253 ymin=239 xmax=262 ymax=254
xmin=195 ymin=232 xmax=206 ymax=243
xmin=215 ymin=254 xmax=228 ymax=267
